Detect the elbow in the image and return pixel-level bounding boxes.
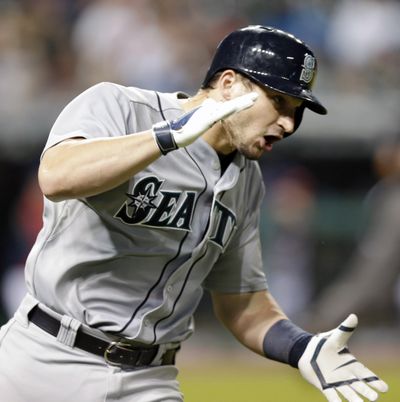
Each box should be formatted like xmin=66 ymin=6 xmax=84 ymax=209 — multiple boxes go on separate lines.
xmin=38 ymin=163 xmax=69 ymax=202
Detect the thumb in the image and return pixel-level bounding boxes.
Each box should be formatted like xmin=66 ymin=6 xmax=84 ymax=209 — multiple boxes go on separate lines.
xmin=326 ymin=313 xmax=358 ymax=349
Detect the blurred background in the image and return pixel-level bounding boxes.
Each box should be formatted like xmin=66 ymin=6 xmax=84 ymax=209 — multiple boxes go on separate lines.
xmin=0 ymin=0 xmax=399 ymax=400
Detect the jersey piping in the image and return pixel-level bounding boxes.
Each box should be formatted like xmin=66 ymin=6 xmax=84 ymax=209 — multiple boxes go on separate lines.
xmin=151 ymin=244 xmax=210 ymax=344
xmin=112 ymin=91 xmax=209 ymax=337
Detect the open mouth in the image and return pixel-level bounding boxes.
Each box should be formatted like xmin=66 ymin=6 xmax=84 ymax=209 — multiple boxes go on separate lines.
xmin=260 ymin=134 xmax=283 ymax=152
xmin=264 ymin=134 xmax=282 ymax=146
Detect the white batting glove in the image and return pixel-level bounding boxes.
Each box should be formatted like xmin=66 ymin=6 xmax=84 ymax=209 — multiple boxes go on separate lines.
xmin=298 ymin=314 xmax=388 ymax=402
xmin=152 ymin=92 xmax=258 ymax=154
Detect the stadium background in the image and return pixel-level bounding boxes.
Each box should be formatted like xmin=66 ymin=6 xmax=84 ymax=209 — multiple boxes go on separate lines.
xmin=0 ymin=0 xmax=399 ymax=400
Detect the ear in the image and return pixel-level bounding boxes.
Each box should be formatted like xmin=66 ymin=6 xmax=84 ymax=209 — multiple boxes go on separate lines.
xmin=215 ymin=70 xmax=238 ymax=100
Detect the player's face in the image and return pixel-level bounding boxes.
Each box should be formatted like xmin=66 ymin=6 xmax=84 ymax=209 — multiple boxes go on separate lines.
xmin=222 ymin=86 xmax=303 ymax=160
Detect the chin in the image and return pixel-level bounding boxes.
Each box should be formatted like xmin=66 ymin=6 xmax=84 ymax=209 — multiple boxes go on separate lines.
xmin=238 ymin=147 xmax=263 ymax=160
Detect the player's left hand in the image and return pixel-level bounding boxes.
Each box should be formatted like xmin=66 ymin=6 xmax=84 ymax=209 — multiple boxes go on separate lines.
xmin=298 ymin=314 xmax=388 ymax=402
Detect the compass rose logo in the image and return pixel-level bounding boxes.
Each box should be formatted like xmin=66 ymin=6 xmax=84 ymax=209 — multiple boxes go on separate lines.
xmin=114 ymin=175 xmax=196 ymax=230
xmin=115 ymin=176 xmax=163 ymax=224
xmin=126 ymin=186 xmax=158 ymax=215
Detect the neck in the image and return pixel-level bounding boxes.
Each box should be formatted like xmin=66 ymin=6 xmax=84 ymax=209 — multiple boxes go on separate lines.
xmin=203 ymin=124 xmax=235 ymax=155
xmin=180 ymin=90 xmax=209 ymax=111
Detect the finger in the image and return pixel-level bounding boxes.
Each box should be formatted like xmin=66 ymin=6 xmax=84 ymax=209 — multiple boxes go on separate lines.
xmin=232 ymin=92 xmax=259 ymax=111
xmin=219 ymin=92 xmax=259 ymax=117
xmin=368 ymin=379 xmax=389 ymax=393
xmin=351 ymin=364 xmax=389 ymax=393
xmin=351 ymin=381 xmax=378 ymax=401
xmin=327 ymin=314 xmax=358 ymax=348
xmin=337 ymin=385 xmax=363 ymax=402
xmin=322 ymin=388 xmax=342 ymax=402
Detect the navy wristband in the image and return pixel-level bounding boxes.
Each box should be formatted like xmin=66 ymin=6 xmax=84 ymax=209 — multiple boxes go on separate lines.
xmin=152 ymin=121 xmax=178 ymax=155
xmin=263 ymin=319 xmax=312 ymax=368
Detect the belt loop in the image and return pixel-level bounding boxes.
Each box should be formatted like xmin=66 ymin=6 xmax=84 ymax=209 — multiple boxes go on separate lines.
xmin=149 ymin=343 xmax=164 ymax=365
xmin=57 ymin=315 xmax=81 ymax=347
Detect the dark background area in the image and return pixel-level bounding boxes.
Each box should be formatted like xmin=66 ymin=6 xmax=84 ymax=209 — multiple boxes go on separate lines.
xmin=0 ymin=0 xmax=399 ymax=337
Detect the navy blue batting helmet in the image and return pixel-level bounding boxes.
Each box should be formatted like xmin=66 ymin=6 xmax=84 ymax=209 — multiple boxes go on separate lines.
xmin=202 ymin=25 xmax=327 ymax=131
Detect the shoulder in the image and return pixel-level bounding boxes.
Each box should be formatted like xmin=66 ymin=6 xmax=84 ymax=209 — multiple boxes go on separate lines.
xmin=72 ymin=82 xmax=154 ymax=107
xmin=94 ymin=83 xmax=185 ymax=115
xmin=82 ymin=82 xmax=154 ymax=106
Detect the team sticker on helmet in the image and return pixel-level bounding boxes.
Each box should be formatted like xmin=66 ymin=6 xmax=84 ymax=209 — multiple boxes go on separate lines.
xmin=300 ymin=54 xmax=315 ymax=84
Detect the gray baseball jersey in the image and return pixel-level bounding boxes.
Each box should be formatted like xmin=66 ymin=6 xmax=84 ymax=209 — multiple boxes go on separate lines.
xmin=25 ymin=82 xmax=268 ymax=345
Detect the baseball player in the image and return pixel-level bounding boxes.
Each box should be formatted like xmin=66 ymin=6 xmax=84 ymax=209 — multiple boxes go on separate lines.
xmin=0 ymin=26 xmax=388 ymax=402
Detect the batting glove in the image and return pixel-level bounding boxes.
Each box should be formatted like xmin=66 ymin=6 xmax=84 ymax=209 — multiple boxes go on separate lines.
xmin=298 ymin=314 xmax=388 ymax=402
xmin=152 ymin=92 xmax=258 ymax=154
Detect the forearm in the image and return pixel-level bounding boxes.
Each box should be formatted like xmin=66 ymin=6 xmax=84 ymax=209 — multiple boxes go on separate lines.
xmin=39 ymin=130 xmax=161 ymax=201
xmin=212 ymin=290 xmax=388 ymax=400
xmin=212 ymin=289 xmax=312 ymax=367
xmin=39 ymin=92 xmax=258 ymax=202
xmin=212 ymin=290 xmax=287 ymax=356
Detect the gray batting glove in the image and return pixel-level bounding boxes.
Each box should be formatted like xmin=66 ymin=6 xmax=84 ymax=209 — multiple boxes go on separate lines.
xmin=298 ymin=314 xmax=388 ymax=402
xmin=152 ymin=92 xmax=258 ymax=154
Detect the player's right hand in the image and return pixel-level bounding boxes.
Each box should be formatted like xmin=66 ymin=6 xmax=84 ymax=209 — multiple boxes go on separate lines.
xmin=298 ymin=314 xmax=388 ymax=402
xmin=152 ymin=92 xmax=258 ymax=154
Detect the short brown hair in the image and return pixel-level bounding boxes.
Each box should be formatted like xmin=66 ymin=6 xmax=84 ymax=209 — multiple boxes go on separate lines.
xmin=201 ymin=70 xmax=255 ymax=91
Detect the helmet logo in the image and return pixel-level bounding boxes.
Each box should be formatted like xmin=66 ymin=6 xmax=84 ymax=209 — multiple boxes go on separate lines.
xmin=300 ymin=54 xmax=315 ymax=84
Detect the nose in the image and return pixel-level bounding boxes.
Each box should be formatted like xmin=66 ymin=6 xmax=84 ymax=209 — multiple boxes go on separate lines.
xmin=277 ymin=114 xmax=295 ymax=136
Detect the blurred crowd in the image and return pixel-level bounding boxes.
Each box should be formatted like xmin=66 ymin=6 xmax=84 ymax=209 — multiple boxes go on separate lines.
xmin=1 ymin=0 xmax=400 ymax=331
xmin=1 ymin=0 xmax=399 ymax=104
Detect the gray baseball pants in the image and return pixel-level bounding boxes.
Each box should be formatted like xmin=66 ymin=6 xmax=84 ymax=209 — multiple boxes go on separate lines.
xmin=0 ymin=294 xmax=183 ymax=402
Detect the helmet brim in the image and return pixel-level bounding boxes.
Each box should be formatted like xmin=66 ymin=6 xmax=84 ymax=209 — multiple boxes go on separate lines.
xmin=249 ymin=73 xmax=327 ymax=115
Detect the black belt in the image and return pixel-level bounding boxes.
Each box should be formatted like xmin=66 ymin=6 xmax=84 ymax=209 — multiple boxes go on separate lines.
xmin=28 ymin=305 xmax=179 ymax=369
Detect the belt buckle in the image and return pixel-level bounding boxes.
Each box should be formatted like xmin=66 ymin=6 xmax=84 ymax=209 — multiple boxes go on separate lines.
xmin=104 ymin=341 xmax=138 ymax=367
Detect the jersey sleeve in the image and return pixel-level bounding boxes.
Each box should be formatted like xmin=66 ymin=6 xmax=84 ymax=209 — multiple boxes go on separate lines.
xmin=204 ymin=168 xmax=268 ymax=293
xmin=43 ymin=82 xmax=132 ymax=153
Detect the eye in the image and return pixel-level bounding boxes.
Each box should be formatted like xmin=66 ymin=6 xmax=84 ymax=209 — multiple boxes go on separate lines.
xmin=271 ymin=95 xmax=285 ymax=108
